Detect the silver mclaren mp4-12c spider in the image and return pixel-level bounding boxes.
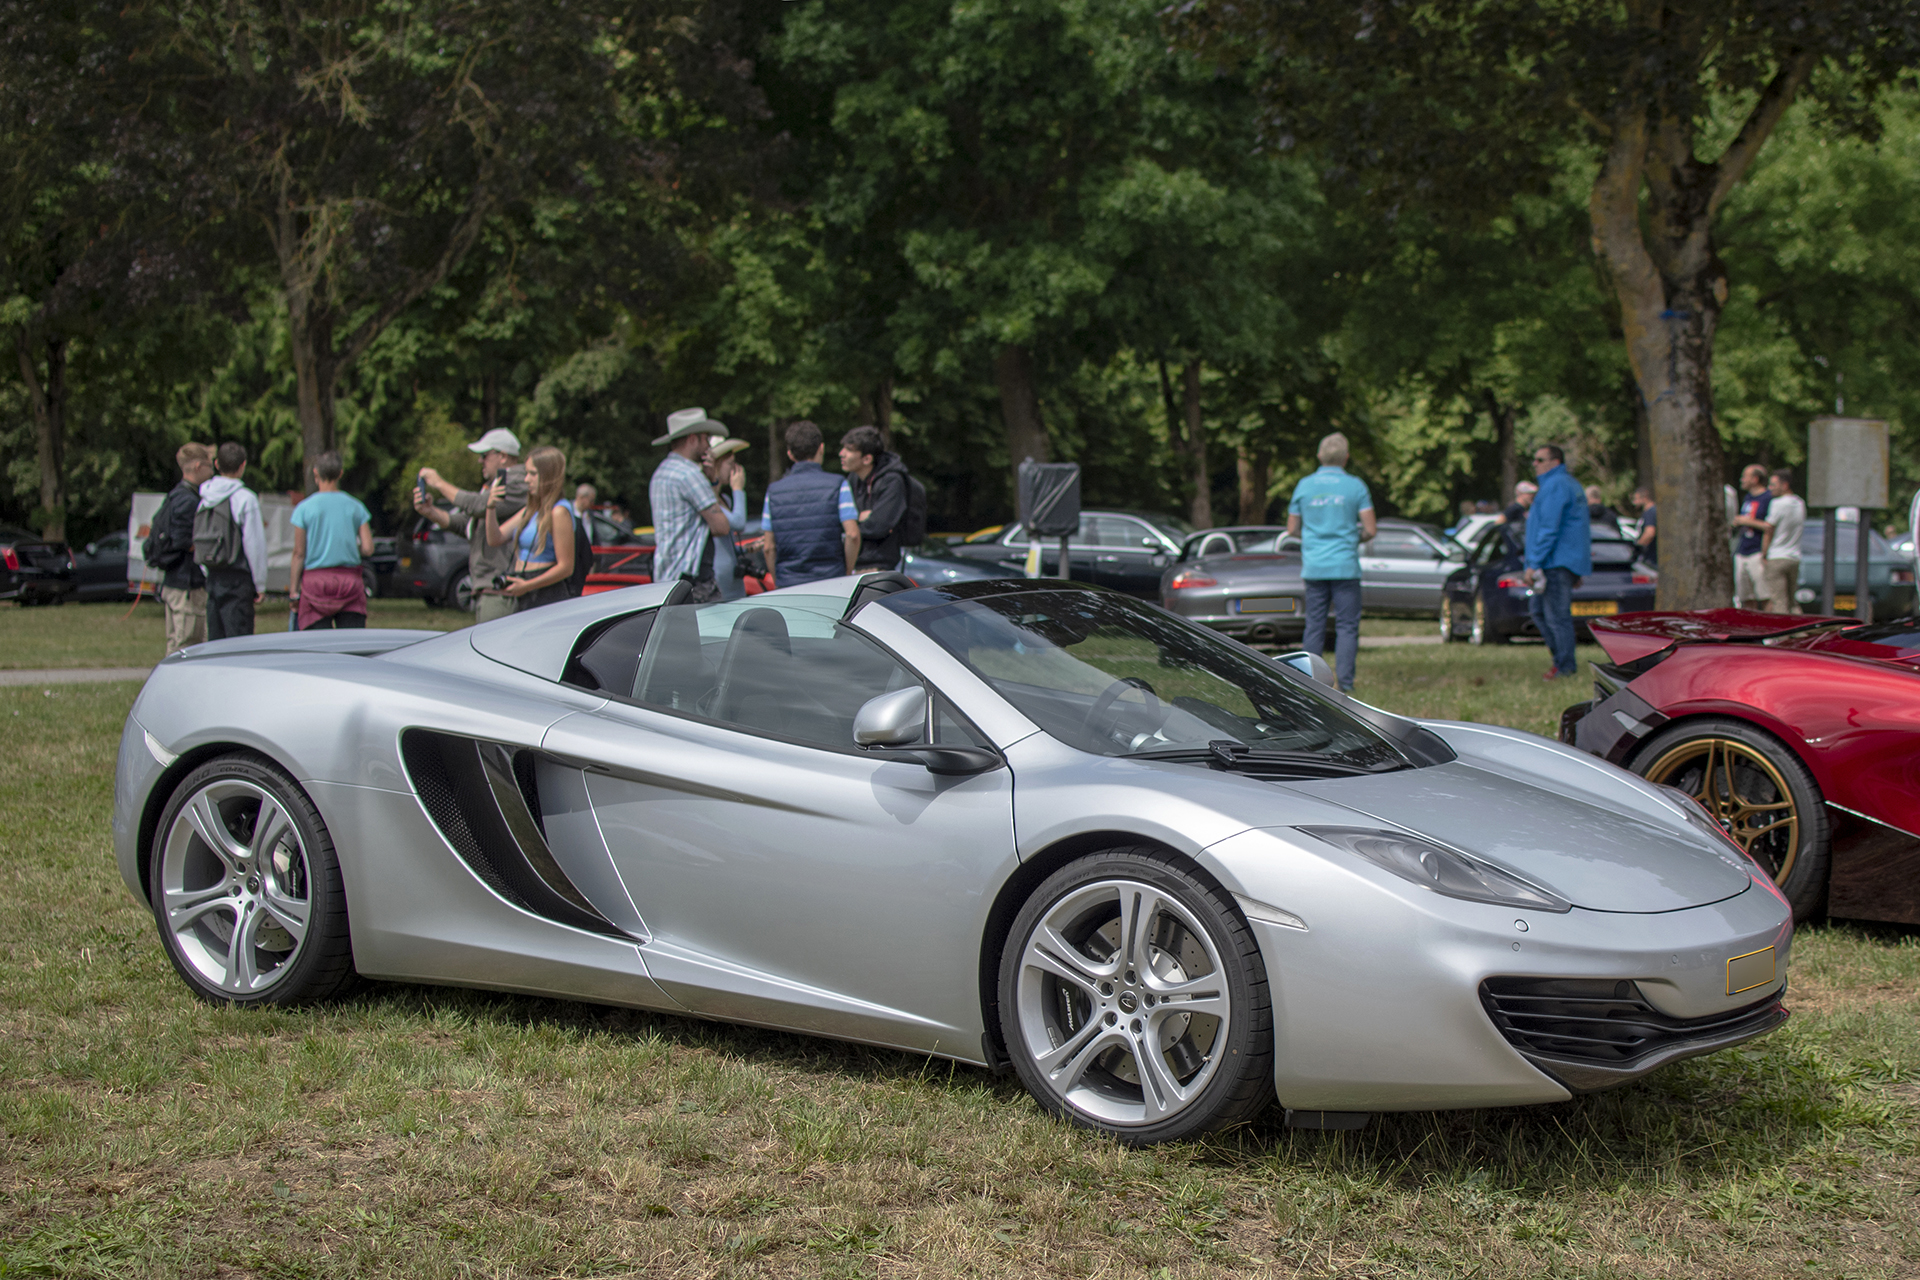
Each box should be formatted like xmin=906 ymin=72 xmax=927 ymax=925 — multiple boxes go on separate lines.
xmin=113 ymin=574 xmax=1792 ymax=1143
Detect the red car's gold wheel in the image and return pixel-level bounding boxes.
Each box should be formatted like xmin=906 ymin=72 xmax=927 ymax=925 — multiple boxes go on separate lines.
xmin=1643 ymin=738 xmax=1798 ymax=880
xmin=1632 ymin=717 xmax=1830 ymax=919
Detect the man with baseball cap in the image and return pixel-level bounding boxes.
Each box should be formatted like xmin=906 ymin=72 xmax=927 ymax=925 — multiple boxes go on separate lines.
xmin=649 ymin=408 xmax=732 ymax=603
xmin=413 ymin=426 xmax=529 ymax=623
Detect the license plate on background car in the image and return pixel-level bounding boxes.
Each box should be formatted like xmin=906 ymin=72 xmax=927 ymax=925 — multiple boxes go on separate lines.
xmin=1237 ymin=598 xmax=1297 ymax=614
xmin=1570 ymin=600 xmax=1619 ymax=616
xmin=1834 ymin=594 xmax=1856 ymax=612
xmin=1727 ymin=946 xmax=1775 ymax=995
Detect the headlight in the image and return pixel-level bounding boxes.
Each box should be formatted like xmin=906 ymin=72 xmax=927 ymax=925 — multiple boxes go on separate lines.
xmin=1299 ymin=826 xmax=1571 ymax=913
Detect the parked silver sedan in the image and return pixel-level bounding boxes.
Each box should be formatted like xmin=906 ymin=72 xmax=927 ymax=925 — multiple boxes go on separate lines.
xmin=1359 ymin=519 xmax=1468 ymax=614
xmin=115 ymin=573 xmax=1791 ymax=1144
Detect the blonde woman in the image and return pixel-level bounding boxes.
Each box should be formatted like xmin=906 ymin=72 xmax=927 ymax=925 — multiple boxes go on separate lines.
xmin=486 ymin=445 xmax=576 ymax=611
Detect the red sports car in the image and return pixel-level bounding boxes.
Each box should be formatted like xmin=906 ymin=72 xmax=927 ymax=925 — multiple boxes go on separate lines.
xmin=1561 ymin=608 xmax=1920 ymax=923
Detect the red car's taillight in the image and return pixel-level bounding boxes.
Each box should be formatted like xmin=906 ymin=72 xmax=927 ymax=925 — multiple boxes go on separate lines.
xmin=1631 ymin=573 xmax=1655 ymax=584
xmin=1 ymin=546 xmax=17 ymax=571
xmin=1495 ymin=575 xmax=1527 ymax=589
xmin=1169 ymin=569 xmax=1217 ymax=589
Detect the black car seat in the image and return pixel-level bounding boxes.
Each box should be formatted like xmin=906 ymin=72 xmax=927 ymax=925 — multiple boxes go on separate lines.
xmin=711 ymin=608 xmax=797 ymax=732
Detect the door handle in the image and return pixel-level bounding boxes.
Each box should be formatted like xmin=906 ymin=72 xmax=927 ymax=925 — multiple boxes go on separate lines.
xmin=1096 ymin=555 xmax=1120 ymax=562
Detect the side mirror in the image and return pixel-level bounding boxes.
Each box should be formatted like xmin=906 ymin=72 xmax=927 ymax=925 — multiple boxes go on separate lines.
xmin=1275 ymin=650 xmax=1337 ymax=688
xmin=853 ymin=686 xmax=927 ymax=747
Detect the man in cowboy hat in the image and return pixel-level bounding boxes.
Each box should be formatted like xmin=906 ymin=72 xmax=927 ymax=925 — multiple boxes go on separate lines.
xmin=649 ymin=408 xmax=732 ymax=603
xmin=414 ymin=426 xmax=528 ymax=623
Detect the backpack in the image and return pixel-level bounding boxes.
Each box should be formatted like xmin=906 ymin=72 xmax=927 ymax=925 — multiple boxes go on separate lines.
xmin=192 ymin=496 xmax=245 ymax=569
xmin=567 ymin=503 xmax=594 ymax=597
xmin=899 ymin=472 xmax=928 ymax=549
xmin=142 ymin=487 xmax=191 ymax=571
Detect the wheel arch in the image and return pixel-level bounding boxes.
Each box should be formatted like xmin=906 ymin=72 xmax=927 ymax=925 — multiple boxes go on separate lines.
xmin=974 ymin=829 xmax=1226 ymax=1070
xmin=1624 ymin=704 xmax=1832 ymax=800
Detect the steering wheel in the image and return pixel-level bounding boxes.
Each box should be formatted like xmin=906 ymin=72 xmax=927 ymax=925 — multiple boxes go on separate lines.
xmin=1083 ymin=676 xmax=1169 ymax=742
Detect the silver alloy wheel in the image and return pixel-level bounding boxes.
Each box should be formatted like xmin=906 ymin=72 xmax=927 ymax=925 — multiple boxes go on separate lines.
xmin=159 ymin=778 xmax=312 ymax=995
xmin=1014 ymin=877 xmax=1231 ymax=1127
xmin=451 ymin=571 xmax=474 ymax=612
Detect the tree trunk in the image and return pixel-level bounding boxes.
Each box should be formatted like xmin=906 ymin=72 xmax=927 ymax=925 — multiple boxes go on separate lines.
xmin=859 ymin=376 xmax=895 ymax=452
xmin=481 ymin=370 xmax=500 ymax=436
xmin=1182 ymin=361 xmax=1211 ymax=529
xmin=994 ymin=344 xmax=1049 ymax=500
xmin=1236 ymin=441 xmax=1270 ymax=525
xmin=15 ymin=330 xmax=67 ymax=543
xmin=1486 ymin=391 xmax=1516 ymax=509
xmin=1586 ymin=39 xmax=1812 ymax=610
xmin=288 ymin=302 xmax=336 ymax=493
xmin=767 ymin=416 xmax=787 ymax=485
xmin=1630 ymin=372 xmax=1653 ymax=493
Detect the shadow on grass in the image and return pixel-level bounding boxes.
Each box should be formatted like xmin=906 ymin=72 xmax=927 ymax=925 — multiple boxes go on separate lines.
xmin=300 ymin=964 xmax=1905 ymax=1205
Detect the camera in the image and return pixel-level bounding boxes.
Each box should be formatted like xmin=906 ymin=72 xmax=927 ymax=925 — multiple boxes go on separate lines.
xmin=415 ymin=472 xmax=429 ymax=504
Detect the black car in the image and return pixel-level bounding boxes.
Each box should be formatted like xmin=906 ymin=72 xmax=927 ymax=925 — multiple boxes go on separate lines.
xmin=67 ymin=529 xmax=137 ymax=602
xmin=1 ymin=525 xmax=75 ymax=605
xmin=1439 ymin=522 xmax=1656 ymax=644
xmin=944 ymin=509 xmax=1194 ymax=596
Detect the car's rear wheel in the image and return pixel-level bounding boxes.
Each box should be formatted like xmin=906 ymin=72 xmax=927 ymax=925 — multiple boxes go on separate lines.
xmin=1631 ymin=718 xmax=1829 ymax=919
xmin=998 ymin=849 xmax=1272 ymax=1144
xmin=1470 ymin=594 xmax=1508 ymax=645
xmin=150 ymin=753 xmax=356 ymax=1004
xmin=449 ymin=570 xmax=474 ymax=612
xmin=1440 ymin=596 xmax=1471 ymax=643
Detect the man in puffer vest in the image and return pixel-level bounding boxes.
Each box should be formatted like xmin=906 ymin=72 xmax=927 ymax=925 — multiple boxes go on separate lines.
xmin=760 ymin=420 xmax=860 ymax=587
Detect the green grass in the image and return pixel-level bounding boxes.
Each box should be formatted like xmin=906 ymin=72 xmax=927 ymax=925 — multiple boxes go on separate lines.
xmin=0 ymin=597 xmax=470 ymax=669
xmin=2 ymin=632 xmax=1916 ymax=1276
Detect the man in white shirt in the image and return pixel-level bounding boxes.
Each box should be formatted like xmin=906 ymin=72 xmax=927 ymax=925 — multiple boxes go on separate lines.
xmin=1761 ymin=467 xmax=1807 ymax=614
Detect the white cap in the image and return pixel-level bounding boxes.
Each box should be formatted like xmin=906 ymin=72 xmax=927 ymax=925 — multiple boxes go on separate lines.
xmin=467 ymin=427 xmax=522 ymax=456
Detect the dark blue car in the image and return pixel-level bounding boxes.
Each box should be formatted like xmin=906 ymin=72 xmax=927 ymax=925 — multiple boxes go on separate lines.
xmin=1439 ymin=522 xmax=1655 ymax=645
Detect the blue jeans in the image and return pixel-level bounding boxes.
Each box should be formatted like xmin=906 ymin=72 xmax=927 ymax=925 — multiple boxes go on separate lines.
xmin=1303 ymin=578 xmax=1362 ymax=691
xmin=1528 ymin=566 xmax=1578 ymax=675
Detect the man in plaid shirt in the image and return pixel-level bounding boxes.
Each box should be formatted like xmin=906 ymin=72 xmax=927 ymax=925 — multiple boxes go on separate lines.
xmin=649 ymin=408 xmax=733 ymax=603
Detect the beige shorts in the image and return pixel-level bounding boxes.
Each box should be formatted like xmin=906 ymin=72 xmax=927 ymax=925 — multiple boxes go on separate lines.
xmin=160 ymin=584 xmax=207 ymax=653
xmin=1734 ymin=554 xmax=1770 ymax=608
xmin=1762 ymin=559 xmax=1799 ymax=614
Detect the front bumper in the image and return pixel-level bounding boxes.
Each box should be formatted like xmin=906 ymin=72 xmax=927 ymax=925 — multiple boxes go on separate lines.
xmin=1203 ymin=827 xmax=1793 ymax=1112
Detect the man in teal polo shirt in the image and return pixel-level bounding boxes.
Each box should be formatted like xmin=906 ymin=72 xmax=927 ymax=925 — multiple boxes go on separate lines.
xmin=1286 ymin=432 xmax=1377 ymax=692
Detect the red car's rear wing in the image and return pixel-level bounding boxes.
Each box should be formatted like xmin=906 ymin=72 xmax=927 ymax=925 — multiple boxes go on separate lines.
xmin=1589 ymin=608 xmax=1848 ymax=665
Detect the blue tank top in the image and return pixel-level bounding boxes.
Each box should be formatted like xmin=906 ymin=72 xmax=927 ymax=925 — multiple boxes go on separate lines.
xmin=517 ymin=499 xmax=576 ymax=568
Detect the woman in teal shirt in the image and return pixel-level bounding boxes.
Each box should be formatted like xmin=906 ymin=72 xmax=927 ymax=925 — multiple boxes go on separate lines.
xmin=289 ymin=451 xmax=374 ymax=629
xmin=486 ymin=445 xmax=577 ymax=612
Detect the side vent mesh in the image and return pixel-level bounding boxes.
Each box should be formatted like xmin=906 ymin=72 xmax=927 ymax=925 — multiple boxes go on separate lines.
xmin=400 ymin=728 xmax=619 ymax=936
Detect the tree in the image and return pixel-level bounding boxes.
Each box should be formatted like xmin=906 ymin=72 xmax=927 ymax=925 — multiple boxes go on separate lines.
xmin=1177 ymin=0 xmax=1920 ymax=607
xmin=145 ymin=0 xmax=762 ymax=488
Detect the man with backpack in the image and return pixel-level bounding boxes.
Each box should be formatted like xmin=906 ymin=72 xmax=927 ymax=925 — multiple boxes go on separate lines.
xmin=196 ymin=441 xmax=268 ymax=641
xmin=147 ymin=442 xmax=214 ymax=653
xmin=839 ymin=425 xmax=925 ymax=573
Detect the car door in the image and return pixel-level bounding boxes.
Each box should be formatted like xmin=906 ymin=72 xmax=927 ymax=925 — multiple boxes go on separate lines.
xmin=1357 ymin=528 xmax=1433 ymax=610
xmin=1090 ymin=516 xmax=1174 ymax=595
xmin=540 ymin=595 xmax=1016 ymax=1056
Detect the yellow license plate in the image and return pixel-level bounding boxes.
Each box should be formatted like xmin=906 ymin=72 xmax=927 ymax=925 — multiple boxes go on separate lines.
xmin=1570 ymin=600 xmax=1619 ymax=616
xmin=1238 ymin=597 xmax=1297 ymax=614
xmin=1727 ymin=946 xmax=1775 ymax=996
xmin=1833 ymin=594 xmax=1856 ymax=612
xmin=399 ymin=557 xmax=412 ymax=568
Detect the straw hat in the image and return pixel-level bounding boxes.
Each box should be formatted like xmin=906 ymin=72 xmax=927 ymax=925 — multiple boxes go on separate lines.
xmin=652 ymin=407 xmax=727 ymax=447
xmin=709 ymin=437 xmax=750 ymax=460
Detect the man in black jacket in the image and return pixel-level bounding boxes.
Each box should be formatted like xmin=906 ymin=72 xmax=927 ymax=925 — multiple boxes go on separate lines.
xmin=839 ymin=426 xmax=910 ymax=571
xmin=153 ymin=442 xmax=214 ymax=653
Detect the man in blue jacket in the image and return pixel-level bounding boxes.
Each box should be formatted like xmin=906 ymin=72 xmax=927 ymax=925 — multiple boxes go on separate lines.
xmin=1523 ymin=444 xmax=1592 ymax=681
xmin=760 ymin=420 xmax=860 ymax=586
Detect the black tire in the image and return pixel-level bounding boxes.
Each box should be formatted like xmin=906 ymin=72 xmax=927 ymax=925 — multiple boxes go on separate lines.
xmin=1470 ymin=593 xmax=1509 ymax=645
xmin=1440 ymin=596 xmax=1471 ymax=643
xmin=449 ymin=570 xmax=473 ymax=613
xmin=1629 ymin=717 xmax=1830 ymax=920
xmin=998 ymin=848 xmax=1273 ymax=1144
xmin=149 ymin=752 xmax=357 ymax=1004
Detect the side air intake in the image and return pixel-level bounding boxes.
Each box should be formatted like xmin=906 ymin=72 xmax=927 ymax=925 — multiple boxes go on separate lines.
xmin=400 ymin=729 xmax=621 ymax=937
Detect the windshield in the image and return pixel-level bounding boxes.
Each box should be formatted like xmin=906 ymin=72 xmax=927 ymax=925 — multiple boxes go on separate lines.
xmin=906 ymin=589 xmax=1407 ymax=766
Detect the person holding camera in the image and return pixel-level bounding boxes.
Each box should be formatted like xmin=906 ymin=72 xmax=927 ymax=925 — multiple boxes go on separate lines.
xmin=413 ymin=427 xmax=527 ymax=622
xmin=486 ymin=445 xmax=576 ymax=612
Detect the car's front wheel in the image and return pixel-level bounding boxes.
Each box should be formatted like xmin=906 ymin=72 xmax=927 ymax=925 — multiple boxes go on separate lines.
xmin=1631 ymin=718 xmax=1830 ymax=920
xmin=998 ymin=849 xmax=1272 ymax=1144
xmin=150 ymin=753 xmax=357 ymax=1004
